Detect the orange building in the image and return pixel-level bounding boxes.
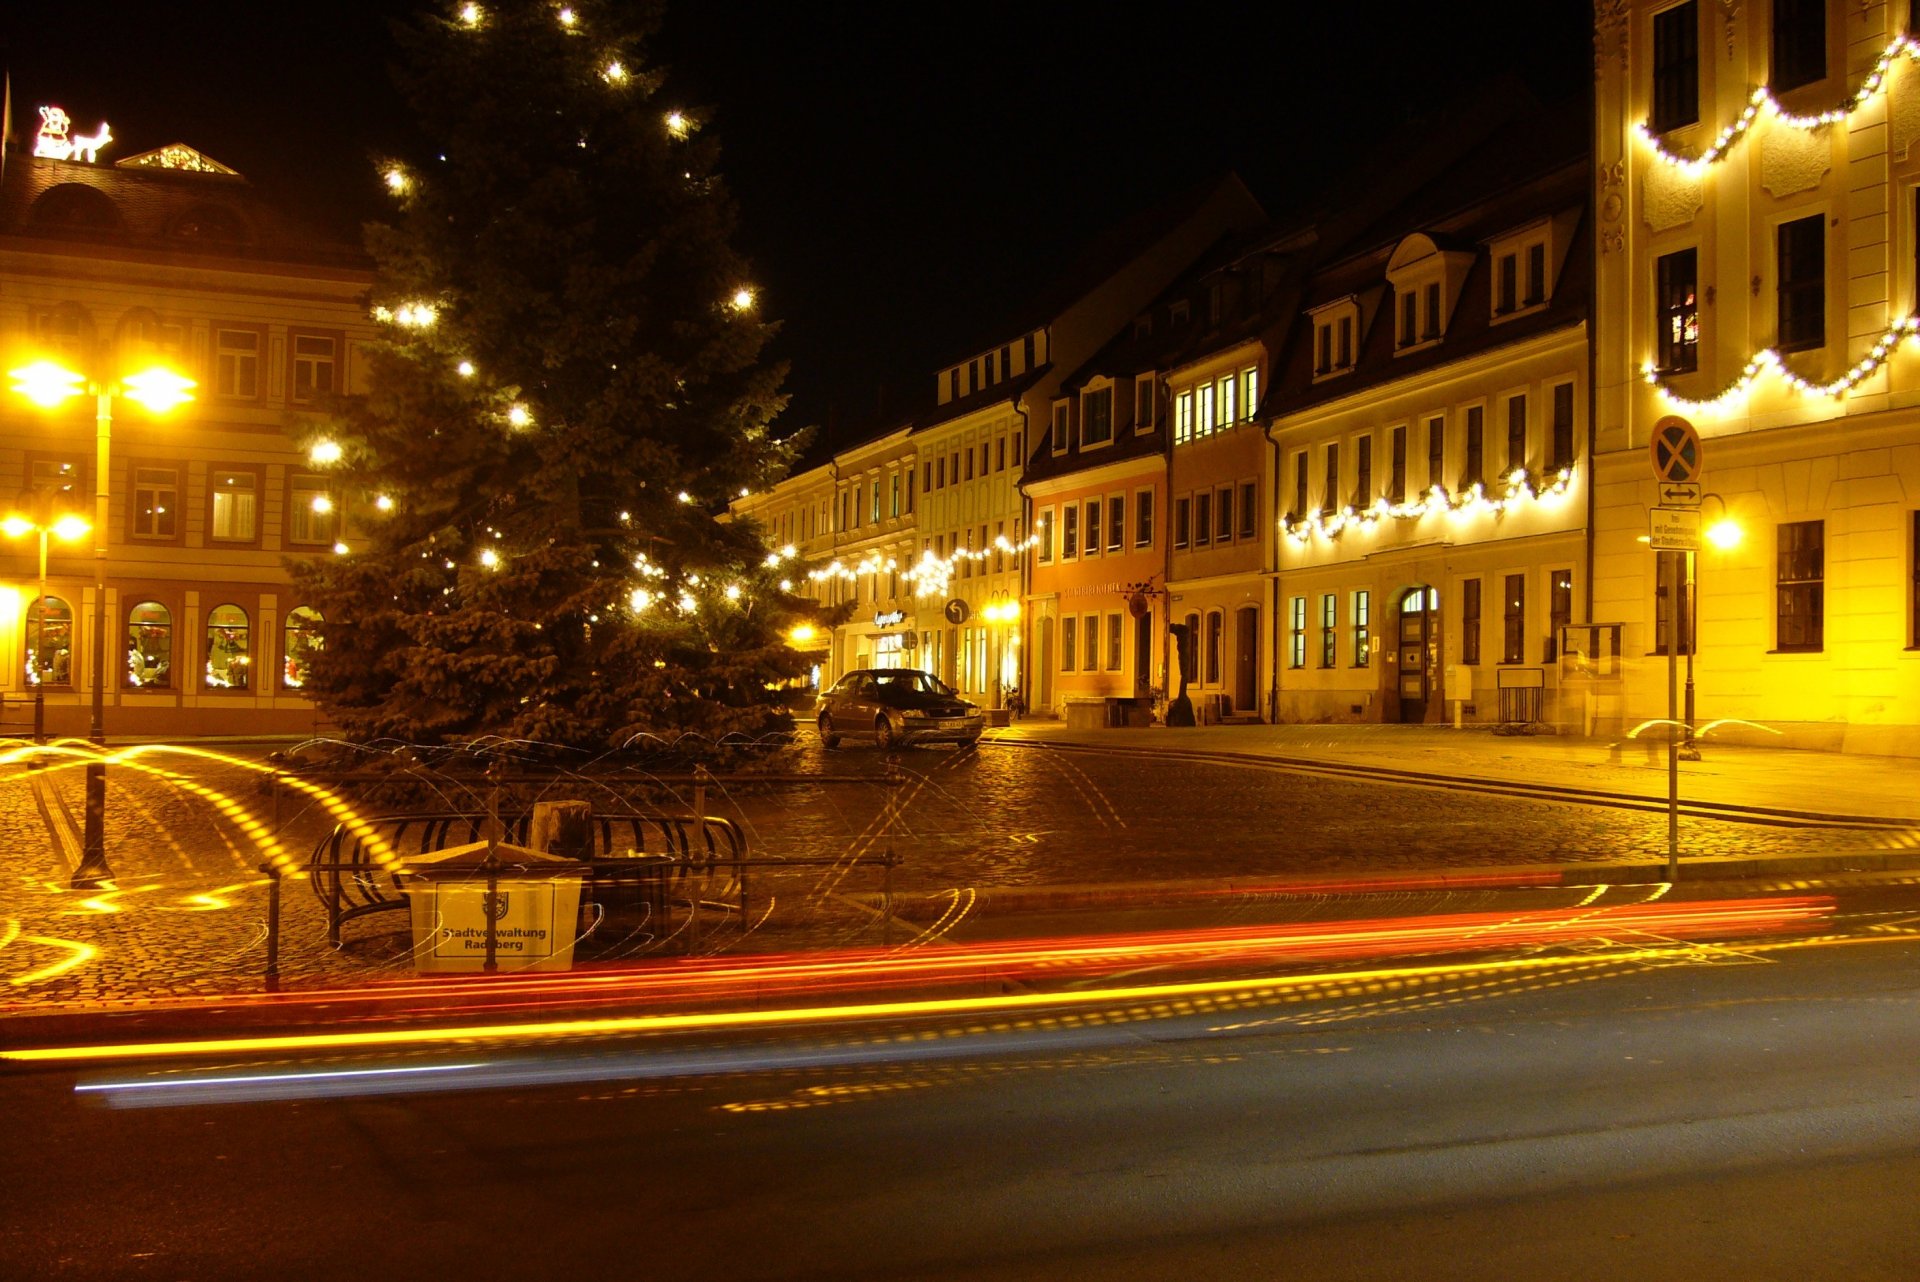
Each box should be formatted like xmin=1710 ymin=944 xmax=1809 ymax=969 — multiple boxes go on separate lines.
xmin=1 ymin=113 xmax=373 ymax=739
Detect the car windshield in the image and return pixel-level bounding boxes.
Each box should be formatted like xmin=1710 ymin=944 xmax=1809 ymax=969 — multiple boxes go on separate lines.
xmin=871 ymin=671 xmax=953 ymax=697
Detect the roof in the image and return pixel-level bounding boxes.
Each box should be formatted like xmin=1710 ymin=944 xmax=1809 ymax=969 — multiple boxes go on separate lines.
xmin=910 ymin=365 xmax=1050 ymax=435
xmin=0 ymin=149 xmax=369 ymax=272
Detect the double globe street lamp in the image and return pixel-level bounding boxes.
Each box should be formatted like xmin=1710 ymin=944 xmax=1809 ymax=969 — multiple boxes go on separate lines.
xmin=7 ymin=358 xmax=195 ymax=887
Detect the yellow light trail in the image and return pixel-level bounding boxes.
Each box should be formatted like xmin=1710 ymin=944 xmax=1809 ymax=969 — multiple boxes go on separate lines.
xmin=0 ymin=942 xmax=1822 ymax=1066
xmin=8 ymin=936 xmax=98 ymax=987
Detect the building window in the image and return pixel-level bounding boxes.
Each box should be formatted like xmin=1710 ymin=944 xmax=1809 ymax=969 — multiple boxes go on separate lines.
xmin=1655 ymin=562 xmax=1694 ymax=656
xmin=290 ymin=334 xmax=337 ymax=404
xmin=283 ymin=606 xmax=323 ymax=689
xmin=1316 ymin=324 xmax=1333 ymax=374
xmin=1324 ymin=443 xmax=1340 ymax=512
xmin=1194 ymin=491 xmax=1212 ymax=547
xmin=1293 ymin=450 xmax=1309 ymax=518
xmin=1502 ymin=573 xmax=1526 ymax=664
xmin=1180 ymin=612 xmax=1200 ymax=684
xmin=1084 ymin=614 xmax=1100 ymax=671
xmin=1062 ymin=505 xmax=1078 ymax=561
xmin=1353 ymin=590 xmax=1372 ymax=666
xmin=1175 ymin=390 xmax=1194 ymax=444
xmin=1319 ymin=594 xmax=1338 ymax=668
xmin=1218 ymin=373 xmax=1237 ymax=427
xmin=288 ymin=474 xmax=337 ymax=545
xmin=1205 ymin=612 xmax=1223 ymax=684
xmin=1772 ymin=0 xmax=1826 ymax=93
xmin=1549 ymin=383 xmax=1575 ymax=473
xmin=1083 ymin=387 xmax=1114 ymax=446
xmin=1355 ymin=436 xmax=1372 ymax=507
xmin=1777 ymin=214 xmax=1825 ymax=353
xmin=1912 ymin=512 xmax=1920 ymax=646
xmin=1462 ymin=407 xmax=1484 ymax=489
xmin=205 ymin=603 xmax=252 ymax=690
xmin=1136 ymin=376 xmax=1155 ymax=429
xmin=1652 ymin=1 xmax=1700 ymax=133
xmin=1237 ymin=480 xmax=1256 ymax=540
xmin=968 ymin=359 xmax=979 ymax=393
xmin=25 ymin=595 xmax=75 ymax=688
xmin=1333 ymin=322 xmax=1349 ymax=373
xmin=1289 ymin=596 xmax=1306 ymax=668
xmin=1174 ymin=497 xmax=1190 ymax=550
xmin=1062 ymin=617 xmax=1077 ymax=672
xmin=125 ymin=600 xmax=172 ymax=689
xmin=1776 ymin=519 xmax=1825 ymax=651
xmin=1024 ymin=333 xmax=1036 ymax=371
xmin=1426 ymin=416 xmax=1445 ymax=490
xmin=1107 ymin=495 xmax=1124 ymax=553
xmin=1422 ymin=281 xmax=1441 ymax=340
xmin=1196 ymin=383 xmax=1215 ymax=437
xmin=1389 ymin=426 xmax=1407 ymax=502
xmin=1399 ymin=290 xmax=1418 ymax=347
xmin=1506 ymin=394 xmax=1528 ymax=475
xmin=1657 ymin=248 xmax=1699 ymax=373
xmin=1106 ymin=613 xmax=1123 ymax=672
xmin=1136 ymin=490 xmax=1155 ymax=548
xmin=210 ymin=470 xmax=257 ymax=542
xmin=1547 ymin=568 xmax=1573 ymax=662
xmin=1051 ymin=404 xmax=1069 ymax=453
xmin=1525 ymin=243 xmax=1547 ymax=305
xmin=1462 ymin=579 xmax=1482 ymax=665
xmin=1496 ymin=252 xmax=1518 ymax=315
xmin=131 ymin=466 xmax=178 ymax=539
xmin=1084 ymin=500 xmax=1102 ymax=556
xmin=1037 ymin=509 xmax=1053 ymax=564
xmin=214 ymin=328 xmax=259 ymax=399
xmin=1216 ymin=486 xmax=1234 ymax=542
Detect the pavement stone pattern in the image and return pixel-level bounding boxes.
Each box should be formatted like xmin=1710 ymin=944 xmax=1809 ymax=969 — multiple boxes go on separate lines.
xmin=0 ymin=724 xmax=1911 ymax=1008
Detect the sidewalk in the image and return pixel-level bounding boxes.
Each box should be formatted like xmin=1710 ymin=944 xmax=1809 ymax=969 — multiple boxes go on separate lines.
xmin=984 ymin=718 xmax=1920 ymax=826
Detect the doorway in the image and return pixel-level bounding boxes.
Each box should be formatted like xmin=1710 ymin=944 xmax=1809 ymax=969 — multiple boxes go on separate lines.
xmin=1396 ymin=585 xmax=1438 ymax=723
xmin=1133 ymin=610 xmax=1153 ymax=696
xmin=1233 ymin=606 xmax=1258 ymax=714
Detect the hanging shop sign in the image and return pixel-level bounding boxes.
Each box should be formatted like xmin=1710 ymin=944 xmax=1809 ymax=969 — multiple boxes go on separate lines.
xmin=873 ymin=609 xmax=906 ymax=628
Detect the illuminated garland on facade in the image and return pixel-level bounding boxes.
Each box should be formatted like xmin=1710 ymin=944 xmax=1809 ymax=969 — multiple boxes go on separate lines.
xmin=1636 ymin=34 xmax=1919 ymax=176
xmin=1282 ymin=467 xmax=1574 ymax=544
xmin=1641 ymin=315 xmax=1920 ymax=414
xmin=807 ymin=535 xmax=1039 ymax=600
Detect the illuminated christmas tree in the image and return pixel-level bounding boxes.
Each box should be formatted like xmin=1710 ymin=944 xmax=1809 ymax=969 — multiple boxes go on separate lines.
xmin=290 ymin=0 xmax=807 ymax=753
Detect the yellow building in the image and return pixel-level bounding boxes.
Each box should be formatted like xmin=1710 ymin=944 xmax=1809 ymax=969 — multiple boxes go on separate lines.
xmin=1269 ymin=122 xmax=1591 ymax=728
xmin=729 ymin=456 xmax=837 ymax=685
xmin=1594 ymin=2 xmax=1920 ymax=754
xmin=1 ymin=116 xmax=374 ymax=740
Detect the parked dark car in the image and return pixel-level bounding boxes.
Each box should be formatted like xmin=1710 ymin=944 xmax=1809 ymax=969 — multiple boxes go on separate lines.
xmin=817 ymin=668 xmax=984 ymax=750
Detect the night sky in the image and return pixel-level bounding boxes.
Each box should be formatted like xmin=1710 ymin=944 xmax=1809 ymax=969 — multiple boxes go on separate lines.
xmin=3 ymin=1 xmax=1590 ymax=435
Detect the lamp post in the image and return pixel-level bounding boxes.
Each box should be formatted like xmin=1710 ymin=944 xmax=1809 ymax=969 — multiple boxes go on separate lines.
xmin=981 ymin=597 xmax=1020 ymax=709
xmin=9 ymin=359 xmax=195 ymax=887
xmin=1679 ymin=495 xmax=1742 ymax=762
xmin=2 ymin=503 xmax=92 ymax=747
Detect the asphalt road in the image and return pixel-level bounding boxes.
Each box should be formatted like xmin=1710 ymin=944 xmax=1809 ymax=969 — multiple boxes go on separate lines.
xmin=5 ymin=881 xmax=1919 ymax=1280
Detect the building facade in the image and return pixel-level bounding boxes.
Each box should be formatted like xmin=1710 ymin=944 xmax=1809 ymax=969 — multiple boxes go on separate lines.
xmin=1594 ymin=0 xmax=1920 ymax=753
xmin=1 ymin=121 xmax=373 ymax=740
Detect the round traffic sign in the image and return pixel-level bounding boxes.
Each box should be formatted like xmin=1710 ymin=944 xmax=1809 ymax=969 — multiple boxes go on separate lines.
xmin=1650 ymin=415 xmax=1702 ymax=485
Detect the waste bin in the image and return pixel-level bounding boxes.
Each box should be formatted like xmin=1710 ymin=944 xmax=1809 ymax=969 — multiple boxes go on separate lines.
xmin=402 ymin=840 xmax=589 ymax=973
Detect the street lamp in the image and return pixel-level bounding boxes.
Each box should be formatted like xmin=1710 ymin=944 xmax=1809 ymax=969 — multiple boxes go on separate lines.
xmin=8 ymin=358 xmax=195 ymax=886
xmin=1680 ymin=496 xmax=1742 ymax=761
xmin=2 ymin=502 xmax=91 ymax=746
xmin=981 ymin=597 xmax=1020 ymax=709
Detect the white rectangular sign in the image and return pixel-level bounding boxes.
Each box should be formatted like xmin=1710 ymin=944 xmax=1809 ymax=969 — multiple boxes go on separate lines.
xmin=1649 ymin=507 xmax=1702 ymax=552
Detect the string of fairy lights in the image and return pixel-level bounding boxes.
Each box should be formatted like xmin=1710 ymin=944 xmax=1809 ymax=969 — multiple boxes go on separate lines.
xmin=1633 ymin=31 xmax=1920 ymax=413
xmin=301 ymin=1 xmax=786 ymax=631
xmin=1281 ymin=467 xmax=1574 ymax=545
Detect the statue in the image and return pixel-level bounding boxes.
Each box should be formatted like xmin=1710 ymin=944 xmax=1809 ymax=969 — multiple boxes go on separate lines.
xmin=1165 ymin=622 xmax=1195 ymax=727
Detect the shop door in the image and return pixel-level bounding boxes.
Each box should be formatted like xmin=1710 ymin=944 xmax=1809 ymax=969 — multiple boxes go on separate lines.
xmin=1134 ymin=611 xmax=1153 ymax=696
xmin=1233 ymin=607 xmax=1258 ymax=713
xmin=1396 ymin=586 xmax=1437 ymax=723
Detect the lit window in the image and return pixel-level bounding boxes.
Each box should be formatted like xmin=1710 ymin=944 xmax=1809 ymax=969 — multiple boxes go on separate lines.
xmin=132 ymin=467 xmax=178 ymax=539
xmin=284 ymin=606 xmax=323 ymax=689
xmin=205 ymin=603 xmax=252 ymax=690
xmin=288 ymin=474 xmax=336 ymax=545
xmin=24 ymin=595 xmax=75 ymax=688
xmin=126 ymin=600 xmax=172 ymax=689
xmin=211 ymin=471 xmax=257 ymax=541
xmin=214 ymin=329 xmax=259 ymax=399
xmin=291 ymin=334 xmax=337 ymax=403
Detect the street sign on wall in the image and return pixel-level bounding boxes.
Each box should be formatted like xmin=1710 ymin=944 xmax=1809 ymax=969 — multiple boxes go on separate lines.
xmin=1649 ymin=506 xmax=1702 ymax=551
xmin=1650 ymin=415 xmax=1703 ymax=484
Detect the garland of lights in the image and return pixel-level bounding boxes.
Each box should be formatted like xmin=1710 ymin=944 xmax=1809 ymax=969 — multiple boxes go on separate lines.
xmin=808 ymin=535 xmax=1041 ymax=600
xmin=1636 ymin=34 xmax=1919 ymax=176
xmin=1641 ymin=314 xmax=1920 ymax=414
xmin=1282 ymin=467 xmax=1574 ymax=544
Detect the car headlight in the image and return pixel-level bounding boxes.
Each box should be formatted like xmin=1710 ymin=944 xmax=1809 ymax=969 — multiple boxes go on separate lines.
xmin=903 ymin=709 xmax=930 ymax=719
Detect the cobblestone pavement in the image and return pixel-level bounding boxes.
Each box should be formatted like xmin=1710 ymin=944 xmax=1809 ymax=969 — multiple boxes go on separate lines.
xmin=0 ymin=735 xmax=1902 ymax=1009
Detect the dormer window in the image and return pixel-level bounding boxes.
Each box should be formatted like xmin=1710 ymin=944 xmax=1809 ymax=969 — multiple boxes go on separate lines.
xmin=1135 ymin=374 xmax=1156 ymax=431
xmin=1169 ymin=299 xmax=1190 ymax=328
xmin=1387 ymin=233 xmax=1473 ymax=353
xmin=1487 ymin=213 xmax=1575 ymax=323
xmin=1050 ymin=402 xmax=1070 ymax=454
xmin=1308 ymin=297 xmax=1360 ymax=380
xmin=1082 ymin=385 xmax=1114 ymax=447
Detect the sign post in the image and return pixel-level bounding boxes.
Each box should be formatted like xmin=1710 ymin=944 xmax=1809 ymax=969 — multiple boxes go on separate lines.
xmin=1648 ymin=416 xmax=1704 ymax=880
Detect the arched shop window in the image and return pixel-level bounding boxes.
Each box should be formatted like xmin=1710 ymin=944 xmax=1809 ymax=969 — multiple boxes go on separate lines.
xmin=204 ymin=603 xmax=251 ymax=690
xmin=126 ymin=601 xmax=173 ymax=689
xmin=25 ymin=595 xmax=75 ymax=687
xmin=283 ymin=606 xmax=322 ymax=689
